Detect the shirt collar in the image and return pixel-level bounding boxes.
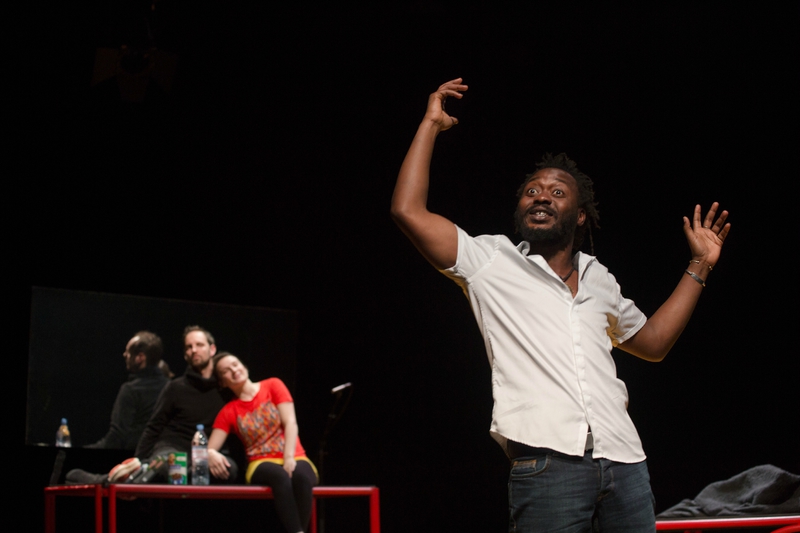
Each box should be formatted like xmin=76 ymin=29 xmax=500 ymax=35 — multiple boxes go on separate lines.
xmin=516 ymin=242 xmax=597 ymax=278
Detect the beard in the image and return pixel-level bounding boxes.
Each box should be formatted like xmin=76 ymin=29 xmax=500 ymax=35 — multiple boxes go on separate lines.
xmin=514 ymin=206 xmax=579 ymax=250
xmin=192 ymin=357 xmax=211 ymax=372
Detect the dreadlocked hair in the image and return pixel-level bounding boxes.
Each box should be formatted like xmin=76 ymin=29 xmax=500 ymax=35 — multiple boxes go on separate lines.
xmin=516 ymin=152 xmax=600 ymax=255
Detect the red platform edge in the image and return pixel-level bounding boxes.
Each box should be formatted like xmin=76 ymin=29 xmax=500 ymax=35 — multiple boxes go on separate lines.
xmin=45 ymin=484 xmax=380 ymax=533
xmin=656 ymin=515 xmax=800 ymax=531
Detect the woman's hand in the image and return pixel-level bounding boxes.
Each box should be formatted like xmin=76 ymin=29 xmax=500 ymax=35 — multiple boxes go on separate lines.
xmin=208 ymin=448 xmax=230 ymax=480
xmin=283 ymin=457 xmax=297 ymax=478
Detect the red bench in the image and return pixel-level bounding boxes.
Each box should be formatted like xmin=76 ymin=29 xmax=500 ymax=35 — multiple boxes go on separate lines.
xmin=44 ymin=484 xmax=380 ymax=533
xmin=45 ymin=484 xmax=797 ymax=533
xmin=655 ymin=515 xmax=800 ymax=532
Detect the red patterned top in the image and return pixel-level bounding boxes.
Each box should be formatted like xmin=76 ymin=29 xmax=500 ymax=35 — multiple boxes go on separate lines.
xmin=212 ymin=378 xmax=306 ymax=461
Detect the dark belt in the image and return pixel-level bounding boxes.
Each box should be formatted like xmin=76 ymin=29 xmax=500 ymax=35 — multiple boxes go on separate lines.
xmin=508 ymin=432 xmax=593 ymax=459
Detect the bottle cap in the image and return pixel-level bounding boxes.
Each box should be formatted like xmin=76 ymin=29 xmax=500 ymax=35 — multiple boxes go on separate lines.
xmin=61 ymin=418 xmax=68 ymax=425
xmin=197 ymin=424 xmax=204 ymax=431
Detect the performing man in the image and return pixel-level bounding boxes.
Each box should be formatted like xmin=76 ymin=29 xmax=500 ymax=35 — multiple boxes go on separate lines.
xmin=390 ymin=78 xmax=730 ymax=532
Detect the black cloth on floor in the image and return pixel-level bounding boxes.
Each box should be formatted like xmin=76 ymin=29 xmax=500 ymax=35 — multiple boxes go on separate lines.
xmin=657 ymin=464 xmax=800 ymax=517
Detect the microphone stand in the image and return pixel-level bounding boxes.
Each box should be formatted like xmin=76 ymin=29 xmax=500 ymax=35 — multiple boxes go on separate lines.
xmin=318 ymin=383 xmax=353 ymax=533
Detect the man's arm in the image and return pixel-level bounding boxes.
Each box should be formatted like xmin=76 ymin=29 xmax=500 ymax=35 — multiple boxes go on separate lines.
xmin=390 ymin=78 xmax=467 ymax=270
xmin=86 ymin=383 xmax=135 ymax=449
xmin=619 ymin=202 xmax=731 ymax=362
xmin=134 ymin=383 xmax=174 ymax=458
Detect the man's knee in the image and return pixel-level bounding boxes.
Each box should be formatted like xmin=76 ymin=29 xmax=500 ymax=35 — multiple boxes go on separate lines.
xmin=595 ymin=461 xmax=655 ymax=532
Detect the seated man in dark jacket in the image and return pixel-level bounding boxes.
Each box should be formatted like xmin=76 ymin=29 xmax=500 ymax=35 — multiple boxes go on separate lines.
xmin=132 ymin=325 xmax=238 ymax=483
xmin=68 ymin=326 xmax=238 ymax=484
xmin=86 ymin=331 xmax=169 ymax=450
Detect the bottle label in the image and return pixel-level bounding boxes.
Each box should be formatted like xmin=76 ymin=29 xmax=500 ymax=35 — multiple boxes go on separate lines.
xmin=192 ymin=447 xmax=208 ymax=461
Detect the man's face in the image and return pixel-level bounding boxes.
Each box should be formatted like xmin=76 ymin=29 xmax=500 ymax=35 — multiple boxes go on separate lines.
xmin=514 ymin=168 xmax=585 ymax=249
xmin=184 ymin=330 xmax=216 ymax=371
xmin=123 ymin=336 xmax=144 ymax=372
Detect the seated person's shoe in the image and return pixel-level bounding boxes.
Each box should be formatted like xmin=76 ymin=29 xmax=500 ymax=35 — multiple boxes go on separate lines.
xmin=108 ymin=457 xmax=141 ymax=483
xmin=65 ymin=469 xmax=107 ymax=485
xmin=134 ymin=455 xmax=168 ymax=483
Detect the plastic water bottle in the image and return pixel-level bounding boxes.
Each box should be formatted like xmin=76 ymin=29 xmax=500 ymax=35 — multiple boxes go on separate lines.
xmin=191 ymin=424 xmax=209 ymax=485
xmin=56 ymin=418 xmax=72 ymax=447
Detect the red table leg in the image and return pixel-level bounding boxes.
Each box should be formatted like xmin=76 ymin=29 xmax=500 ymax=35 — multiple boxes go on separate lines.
xmin=108 ymin=484 xmax=118 ymax=533
xmin=370 ymin=487 xmax=380 ymax=533
xmin=94 ymin=484 xmax=103 ymax=533
xmin=311 ymin=496 xmax=317 ymax=533
xmin=44 ymin=491 xmax=55 ymax=533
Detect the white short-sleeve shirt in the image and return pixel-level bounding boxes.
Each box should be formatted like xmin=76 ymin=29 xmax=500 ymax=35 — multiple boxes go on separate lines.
xmin=441 ymin=225 xmax=648 ymax=463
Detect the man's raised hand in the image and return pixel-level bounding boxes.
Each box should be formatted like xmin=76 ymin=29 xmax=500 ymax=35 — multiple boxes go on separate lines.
xmin=424 ymin=78 xmax=468 ymax=131
xmin=683 ymin=202 xmax=730 ymax=268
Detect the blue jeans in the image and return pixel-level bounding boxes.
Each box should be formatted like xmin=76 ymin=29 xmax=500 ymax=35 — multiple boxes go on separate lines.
xmin=508 ymin=449 xmax=655 ymax=532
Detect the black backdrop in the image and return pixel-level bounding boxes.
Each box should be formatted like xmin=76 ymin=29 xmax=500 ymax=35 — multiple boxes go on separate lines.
xmin=12 ymin=3 xmax=798 ymax=532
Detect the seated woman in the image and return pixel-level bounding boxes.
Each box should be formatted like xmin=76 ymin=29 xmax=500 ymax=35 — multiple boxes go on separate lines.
xmin=208 ymin=352 xmax=318 ymax=533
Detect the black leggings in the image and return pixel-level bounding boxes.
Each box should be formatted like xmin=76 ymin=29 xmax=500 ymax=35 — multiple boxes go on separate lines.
xmin=250 ymin=460 xmax=318 ymax=533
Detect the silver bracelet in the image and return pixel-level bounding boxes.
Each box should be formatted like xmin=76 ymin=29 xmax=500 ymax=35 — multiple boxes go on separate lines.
xmin=684 ymin=269 xmax=706 ymax=287
xmin=689 ymin=259 xmax=713 ymax=271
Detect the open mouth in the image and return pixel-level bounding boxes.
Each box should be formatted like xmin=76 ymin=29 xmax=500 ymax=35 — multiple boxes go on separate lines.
xmin=527 ymin=206 xmax=556 ymax=222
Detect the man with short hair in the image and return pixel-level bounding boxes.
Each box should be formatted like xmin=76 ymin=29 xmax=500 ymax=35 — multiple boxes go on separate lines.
xmin=87 ymin=331 xmax=169 ymax=450
xmin=133 ymin=325 xmax=238 ymax=483
xmin=67 ymin=326 xmax=238 ymax=484
xmin=391 ymin=79 xmax=731 ymax=531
